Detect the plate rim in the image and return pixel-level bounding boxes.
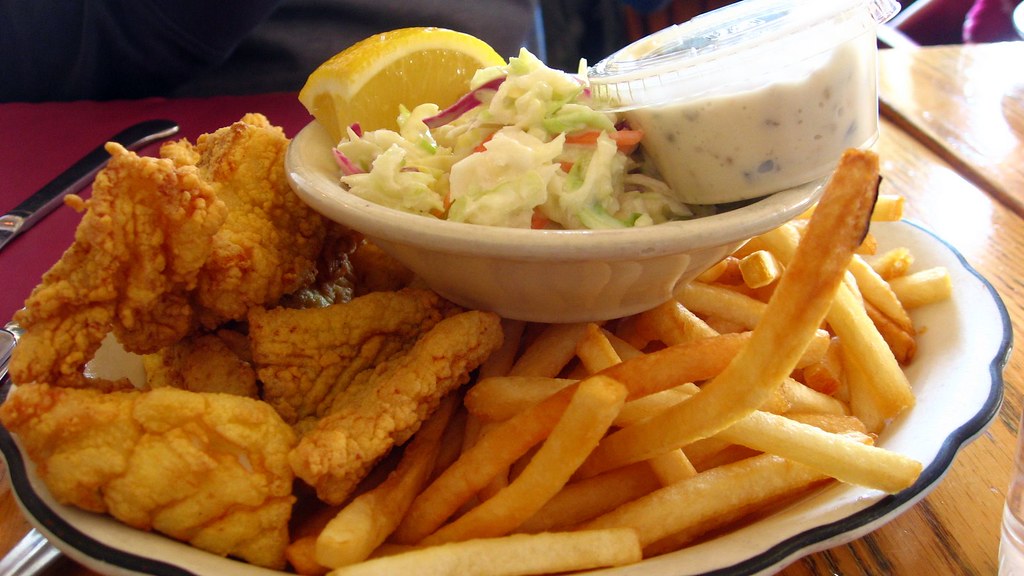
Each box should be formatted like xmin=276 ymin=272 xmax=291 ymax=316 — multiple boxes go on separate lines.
xmin=0 ymin=219 xmax=1012 ymax=576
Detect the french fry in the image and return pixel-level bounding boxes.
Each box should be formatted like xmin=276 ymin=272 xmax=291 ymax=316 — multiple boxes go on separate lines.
xmin=694 ymin=256 xmax=738 ymax=283
xmin=577 ymin=149 xmax=881 ymax=478
xmin=508 ymin=322 xmax=589 ymax=377
xmin=610 ymin=378 xmax=900 ymax=493
xmin=575 ymin=323 xmax=623 ymax=373
xmin=326 ymin=529 xmax=642 ymax=576
xmin=615 ymin=383 xmax=700 ymax=427
xmin=777 ymin=377 xmax=849 ymax=416
xmin=871 ymin=246 xmax=914 ymax=279
xmin=677 ymin=282 xmax=767 ymax=330
xmin=872 ymin=193 xmax=905 ymax=221
xmin=597 ymin=332 xmax=750 ymax=400
xmin=634 ymin=300 xmax=719 ymax=346
xmin=842 ymin=341 xmax=892 ymax=433
xmin=760 ymin=220 xmax=915 ymax=416
xmin=579 ymin=454 xmax=831 ymax=549
xmin=744 ymin=221 xmax=801 ymax=263
xmin=758 ymin=383 xmax=793 ymax=414
xmin=685 ymin=439 xmax=761 ymax=472
xmin=464 ymin=377 xmax=577 ymax=421
xmin=785 ymin=412 xmax=869 ymax=435
xmin=466 ymin=328 xmax=829 ymax=424
xmin=478 ymin=319 xmax=527 ymax=378
xmin=738 ymin=249 xmax=781 ymax=289
xmin=315 ymin=396 xmax=457 ymax=568
xmin=517 ymin=462 xmax=661 ymax=533
xmin=828 ymin=283 xmax=915 ymax=425
xmin=848 ymin=254 xmax=915 ymax=333
xmin=800 ymin=336 xmax=845 ymax=397
xmin=647 ymin=449 xmax=698 ymax=485
xmin=864 ymin=299 xmax=918 ymax=364
xmin=611 ymin=314 xmax=652 ymax=350
xmin=287 ymin=535 xmax=328 ymax=576
xmin=715 ymin=410 xmax=921 ymax=493
xmin=856 ymin=231 xmax=878 ymax=255
xmin=421 ymin=376 xmax=627 ymax=544
xmin=432 ymin=406 xmax=467 ymax=479
xmin=702 ymin=315 xmax=749 ymax=335
xmin=888 ymin=266 xmax=953 ymax=309
xmin=460 ymin=411 xmax=485 ymax=453
xmin=602 ymin=329 xmax=645 ymax=361
xmin=393 ymin=385 xmax=579 ymax=544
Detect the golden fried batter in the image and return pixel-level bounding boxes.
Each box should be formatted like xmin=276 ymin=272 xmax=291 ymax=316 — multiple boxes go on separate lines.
xmin=349 ymin=239 xmax=417 ymax=296
xmin=289 ymin=310 xmax=503 ymax=505
xmin=9 ymin=144 xmax=227 ymax=387
xmin=249 ymin=288 xmax=459 ymax=426
xmin=166 ymin=113 xmax=328 ymax=328
xmin=142 ymin=329 xmax=257 ymax=398
xmin=0 ymin=384 xmax=297 ymax=569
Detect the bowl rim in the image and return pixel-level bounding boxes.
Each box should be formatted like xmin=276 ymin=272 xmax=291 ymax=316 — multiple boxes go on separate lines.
xmin=285 ymin=121 xmax=825 ymax=261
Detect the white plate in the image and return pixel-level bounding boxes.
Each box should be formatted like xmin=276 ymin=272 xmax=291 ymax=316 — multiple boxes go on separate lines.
xmin=0 ymin=220 xmax=1010 ymax=576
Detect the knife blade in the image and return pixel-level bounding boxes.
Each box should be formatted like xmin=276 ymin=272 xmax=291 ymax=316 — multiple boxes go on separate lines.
xmin=0 ymin=320 xmax=21 ymax=383
xmin=0 ymin=119 xmax=180 ymax=252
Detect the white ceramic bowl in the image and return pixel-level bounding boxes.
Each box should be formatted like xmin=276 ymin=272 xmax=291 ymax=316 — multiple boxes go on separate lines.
xmin=285 ymin=121 xmax=823 ymax=323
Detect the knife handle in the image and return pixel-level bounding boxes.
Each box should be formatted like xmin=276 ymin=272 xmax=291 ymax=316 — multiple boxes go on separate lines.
xmin=3 ymin=119 xmax=180 ymax=236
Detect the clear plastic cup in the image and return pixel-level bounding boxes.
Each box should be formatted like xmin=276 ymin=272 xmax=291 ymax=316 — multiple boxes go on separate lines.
xmin=587 ymin=0 xmax=901 ymax=205
xmin=1001 ymin=418 xmax=1024 ymax=574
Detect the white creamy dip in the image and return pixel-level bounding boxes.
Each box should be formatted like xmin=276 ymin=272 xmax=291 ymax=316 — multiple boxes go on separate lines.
xmin=624 ymin=31 xmax=878 ymax=205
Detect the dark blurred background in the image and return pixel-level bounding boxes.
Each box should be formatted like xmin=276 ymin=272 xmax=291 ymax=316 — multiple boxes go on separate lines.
xmin=1 ymin=0 xmax=1020 ymax=103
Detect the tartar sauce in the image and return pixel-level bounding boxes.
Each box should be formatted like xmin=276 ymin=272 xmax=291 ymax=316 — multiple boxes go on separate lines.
xmin=617 ymin=30 xmax=878 ymax=205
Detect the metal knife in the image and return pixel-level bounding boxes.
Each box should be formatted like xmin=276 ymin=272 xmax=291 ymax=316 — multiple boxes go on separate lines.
xmin=1 ymin=319 xmax=21 ymax=383
xmin=0 ymin=119 xmax=180 ymax=252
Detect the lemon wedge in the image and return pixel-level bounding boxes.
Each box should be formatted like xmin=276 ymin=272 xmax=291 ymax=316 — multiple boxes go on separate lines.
xmin=299 ymin=27 xmax=506 ymax=142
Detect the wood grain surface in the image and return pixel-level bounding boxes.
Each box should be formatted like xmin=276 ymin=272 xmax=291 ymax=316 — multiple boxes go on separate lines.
xmin=879 ymin=41 xmax=1024 ymax=219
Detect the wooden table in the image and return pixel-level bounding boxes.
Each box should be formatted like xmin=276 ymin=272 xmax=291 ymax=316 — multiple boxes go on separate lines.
xmin=1 ymin=61 xmax=1022 ymax=574
xmin=878 ymin=41 xmax=1024 ymax=218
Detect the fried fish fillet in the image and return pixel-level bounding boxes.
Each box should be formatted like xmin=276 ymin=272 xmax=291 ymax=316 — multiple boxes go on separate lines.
xmin=164 ymin=113 xmax=328 ymax=328
xmin=288 ymin=310 xmax=503 ymax=505
xmin=249 ymin=288 xmax=460 ymax=427
xmin=0 ymin=384 xmax=297 ymax=569
xmin=142 ymin=329 xmax=258 ymax=398
xmin=9 ymin=144 xmax=227 ymax=387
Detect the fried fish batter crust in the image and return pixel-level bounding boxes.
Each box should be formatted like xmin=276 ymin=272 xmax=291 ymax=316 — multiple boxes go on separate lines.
xmin=249 ymin=288 xmax=460 ymax=426
xmin=164 ymin=113 xmax=328 ymax=328
xmin=9 ymin=144 xmax=227 ymax=387
xmin=142 ymin=329 xmax=258 ymax=398
xmin=289 ymin=310 xmax=503 ymax=505
xmin=0 ymin=384 xmax=297 ymax=569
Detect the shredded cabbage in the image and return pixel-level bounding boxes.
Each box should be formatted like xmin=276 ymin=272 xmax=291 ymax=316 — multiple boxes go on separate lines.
xmin=331 ymin=48 xmax=695 ymax=229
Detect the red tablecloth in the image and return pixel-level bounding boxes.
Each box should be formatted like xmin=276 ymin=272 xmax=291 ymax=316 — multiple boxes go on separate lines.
xmin=0 ymin=93 xmax=312 ymax=323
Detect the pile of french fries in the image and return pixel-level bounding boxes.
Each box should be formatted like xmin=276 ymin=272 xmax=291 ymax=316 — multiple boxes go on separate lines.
xmin=285 ymin=150 xmax=954 ymax=576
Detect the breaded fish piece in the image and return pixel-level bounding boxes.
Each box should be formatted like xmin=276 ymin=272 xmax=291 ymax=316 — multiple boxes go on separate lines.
xmin=142 ymin=329 xmax=258 ymax=398
xmin=0 ymin=384 xmax=297 ymax=569
xmin=349 ymin=238 xmax=417 ymax=296
xmin=249 ymin=288 xmax=459 ymax=426
xmin=165 ymin=113 xmax=328 ymax=328
xmin=289 ymin=310 xmax=503 ymax=505
xmin=9 ymin=144 xmax=227 ymax=387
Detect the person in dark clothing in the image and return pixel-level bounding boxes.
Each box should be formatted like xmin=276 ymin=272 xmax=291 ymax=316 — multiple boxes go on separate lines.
xmin=0 ymin=0 xmax=545 ymax=102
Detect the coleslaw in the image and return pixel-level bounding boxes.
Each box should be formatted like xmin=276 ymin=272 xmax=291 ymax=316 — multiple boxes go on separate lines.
xmin=332 ymin=49 xmax=696 ymax=229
